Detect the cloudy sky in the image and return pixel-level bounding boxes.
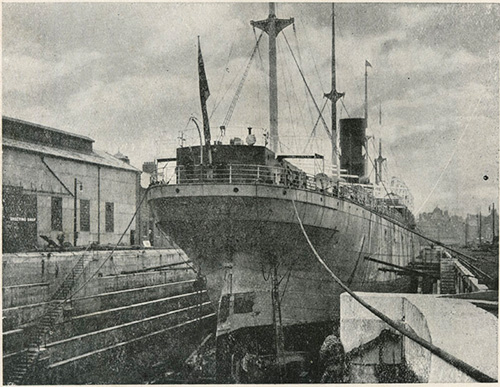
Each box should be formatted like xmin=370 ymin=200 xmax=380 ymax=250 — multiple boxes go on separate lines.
xmin=3 ymin=2 xmax=499 ymax=216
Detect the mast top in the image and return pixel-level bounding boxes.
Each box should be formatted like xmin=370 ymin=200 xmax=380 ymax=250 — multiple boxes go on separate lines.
xmin=250 ymin=3 xmax=294 ymax=154
xmin=250 ymin=3 xmax=294 ymax=37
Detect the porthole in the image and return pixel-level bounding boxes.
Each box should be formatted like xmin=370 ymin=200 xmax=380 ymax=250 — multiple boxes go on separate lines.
xmin=233 ymin=187 xmax=239 ymax=193
xmin=175 ymin=188 xmax=180 ymax=193
xmin=283 ymin=190 xmax=287 ymax=195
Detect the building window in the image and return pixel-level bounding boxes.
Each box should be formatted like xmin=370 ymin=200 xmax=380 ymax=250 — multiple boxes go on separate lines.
xmin=105 ymin=202 xmax=114 ymax=233
xmin=51 ymin=197 xmax=63 ymax=231
xmin=80 ymin=199 xmax=90 ymax=232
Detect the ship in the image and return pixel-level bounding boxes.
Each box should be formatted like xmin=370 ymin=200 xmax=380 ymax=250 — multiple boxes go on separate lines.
xmin=148 ymin=3 xmax=426 ymax=382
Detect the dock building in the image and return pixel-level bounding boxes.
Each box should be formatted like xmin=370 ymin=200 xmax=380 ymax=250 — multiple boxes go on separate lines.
xmin=2 ymin=116 xmax=142 ymax=252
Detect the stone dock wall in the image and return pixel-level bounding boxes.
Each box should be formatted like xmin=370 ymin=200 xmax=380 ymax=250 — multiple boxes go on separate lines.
xmin=2 ymin=249 xmax=216 ymax=384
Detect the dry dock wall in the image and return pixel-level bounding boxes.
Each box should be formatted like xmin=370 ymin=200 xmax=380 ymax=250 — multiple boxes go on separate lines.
xmin=340 ymin=292 xmax=497 ymax=383
xmin=3 ymin=249 xmax=216 ymax=384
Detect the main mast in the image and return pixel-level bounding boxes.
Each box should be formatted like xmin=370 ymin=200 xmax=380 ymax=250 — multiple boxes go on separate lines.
xmin=251 ymin=3 xmax=293 ymax=154
xmin=325 ymin=3 xmax=343 ymax=179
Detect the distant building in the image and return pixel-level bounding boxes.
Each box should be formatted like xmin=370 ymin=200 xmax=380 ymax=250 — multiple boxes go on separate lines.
xmin=417 ymin=207 xmax=465 ymax=246
xmin=2 ymin=116 xmax=143 ymax=252
xmin=417 ymin=206 xmax=499 ymax=247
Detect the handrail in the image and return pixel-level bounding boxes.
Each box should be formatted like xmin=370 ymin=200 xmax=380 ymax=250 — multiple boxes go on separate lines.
xmin=150 ymin=163 xmax=412 ymax=226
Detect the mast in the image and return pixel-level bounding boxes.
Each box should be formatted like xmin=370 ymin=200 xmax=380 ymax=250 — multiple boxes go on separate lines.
xmin=492 ymin=203 xmax=496 ymax=244
xmin=251 ymin=3 xmax=294 ymax=154
xmin=331 ymin=3 xmax=340 ymax=180
xmin=479 ymin=211 xmax=482 ymax=245
xmin=364 ymin=60 xmax=372 ymax=122
xmin=375 ymin=139 xmax=386 ymax=184
xmin=325 ymin=3 xmax=344 ymax=179
xmin=364 ymin=60 xmax=372 ymax=180
xmin=465 ymin=215 xmax=468 ymax=246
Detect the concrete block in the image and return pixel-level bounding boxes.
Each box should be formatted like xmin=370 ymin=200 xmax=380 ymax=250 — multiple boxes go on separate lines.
xmin=340 ymin=292 xmax=497 ymax=383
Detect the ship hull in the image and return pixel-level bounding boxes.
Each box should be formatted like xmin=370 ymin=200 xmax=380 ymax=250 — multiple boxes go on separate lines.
xmin=148 ymin=183 xmax=420 ymax=381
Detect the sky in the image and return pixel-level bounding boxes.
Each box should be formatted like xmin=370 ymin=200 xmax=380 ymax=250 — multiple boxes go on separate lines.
xmin=3 ymin=2 xmax=499 ymax=216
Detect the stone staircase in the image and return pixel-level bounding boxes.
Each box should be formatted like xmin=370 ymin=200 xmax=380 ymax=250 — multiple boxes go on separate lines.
xmin=5 ymin=252 xmax=93 ymax=385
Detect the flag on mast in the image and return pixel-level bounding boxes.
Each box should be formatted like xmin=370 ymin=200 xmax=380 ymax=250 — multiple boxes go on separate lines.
xmin=365 ymin=60 xmax=372 ymax=68
xmin=198 ymin=36 xmax=211 ymax=145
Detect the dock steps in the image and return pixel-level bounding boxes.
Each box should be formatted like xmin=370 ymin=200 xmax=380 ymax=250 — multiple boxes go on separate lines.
xmin=4 ymin=253 xmax=93 ymax=385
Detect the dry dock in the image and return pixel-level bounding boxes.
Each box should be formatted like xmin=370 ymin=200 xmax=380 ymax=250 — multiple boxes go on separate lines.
xmin=3 ymin=248 xmax=216 ymax=384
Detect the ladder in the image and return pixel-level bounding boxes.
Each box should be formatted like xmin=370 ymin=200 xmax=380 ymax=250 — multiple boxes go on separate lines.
xmin=6 ymin=251 xmax=94 ymax=385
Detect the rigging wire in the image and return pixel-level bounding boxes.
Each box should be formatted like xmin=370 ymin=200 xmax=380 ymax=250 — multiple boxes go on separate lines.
xmin=291 ymin=198 xmax=496 ymax=383
xmin=298 ymin=17 xmax=325 ymax=94
xmin=253 ymin=27 xmax=268 ymax=128
xmin=303 ymin=99 xmax=329 ymax=153
xmin=340 ymin=98 xmax=351 ymax=118
xmin=282 ymin=31 xmax=331 ymax=139
xmin=278 ymin=35 xmax=310 ymax=152
xmin=210 ymin=40 xmax=236 ymax=119
xmin=415 ymin=95 xmax=483 ymax=214
xmin=292 ymin=21 xmax=316 ymax=128
xmin=221 ymin=32 xmax=264 ymax=129
xmin=253 ymin=26 xmax=268 ymax=90
xmin=277 ymin=37 xmax=298 ymax=148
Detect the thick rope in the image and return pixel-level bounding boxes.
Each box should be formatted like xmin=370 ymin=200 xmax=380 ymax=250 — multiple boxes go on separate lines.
xmin=291 ymin=198 xmax=496 ymax=383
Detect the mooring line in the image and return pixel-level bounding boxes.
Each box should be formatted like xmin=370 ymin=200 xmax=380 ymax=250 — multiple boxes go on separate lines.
xmin=291 ymin=198 xmax=496 ymax=383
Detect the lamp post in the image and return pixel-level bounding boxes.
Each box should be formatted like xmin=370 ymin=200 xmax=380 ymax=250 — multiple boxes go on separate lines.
xmin=74 ymin=178 xmax=83 ymax=247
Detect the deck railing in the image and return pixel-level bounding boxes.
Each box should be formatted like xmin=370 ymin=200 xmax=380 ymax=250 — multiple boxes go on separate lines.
xmin=151 ymin=163 xmax=410 ymax=225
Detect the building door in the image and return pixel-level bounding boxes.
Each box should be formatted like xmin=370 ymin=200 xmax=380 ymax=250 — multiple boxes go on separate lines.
xmin=2 ymin=185 xmax=38 ymax=253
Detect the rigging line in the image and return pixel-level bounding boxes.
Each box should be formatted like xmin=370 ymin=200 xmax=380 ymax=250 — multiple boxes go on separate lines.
xmin=282 ymin=32 xmax=331 ymax=139
xmin=210 ymin=39 xmax=235 ymax=119
xmin=340 ymin=98 xmax=351 ymax=118
xmin=298 ymin=18 xmax=325 ymax=94
xmin=292 ymin=21 xmax=316 ymax=127
xmin=222 ymin=32 xmax=264 ymax=128
xmin=279 ymin=37 xmax=308 ymax=152
xmin=416 ymin=96 xmax=483 ymax=214
xmin=303 ymin=99 xmax=329 ymax=153
xmin=210 ymin=62 xmax=243 ymax=125
xmin=67 ymin=189 xmax=150 ymax=301
xmin=253 ymin=27 xmax=268 ymax=90
xmin=291 ymin=198 xmax=496 ymax=383
xmin=284 ymin=41 xmax=309 ymax=150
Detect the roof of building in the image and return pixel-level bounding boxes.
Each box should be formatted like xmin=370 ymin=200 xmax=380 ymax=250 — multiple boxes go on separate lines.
xmin=3 ymin=116 xmax=94 ymax=142
xmin=3 ymin=137 xmax=140 ymax=173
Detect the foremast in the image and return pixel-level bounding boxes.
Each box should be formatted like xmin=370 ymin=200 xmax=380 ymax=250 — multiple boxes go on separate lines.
xmin=251 ymin=3 xmax=294 ymax=154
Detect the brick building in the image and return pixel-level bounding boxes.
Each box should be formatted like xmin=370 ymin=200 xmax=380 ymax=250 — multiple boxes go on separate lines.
xmin=2 ymin=116 xmax=142 ymax=252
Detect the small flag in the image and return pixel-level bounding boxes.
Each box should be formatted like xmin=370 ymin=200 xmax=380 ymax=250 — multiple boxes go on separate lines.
xmin=365 ymin=60 xmax=372 ymax=68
